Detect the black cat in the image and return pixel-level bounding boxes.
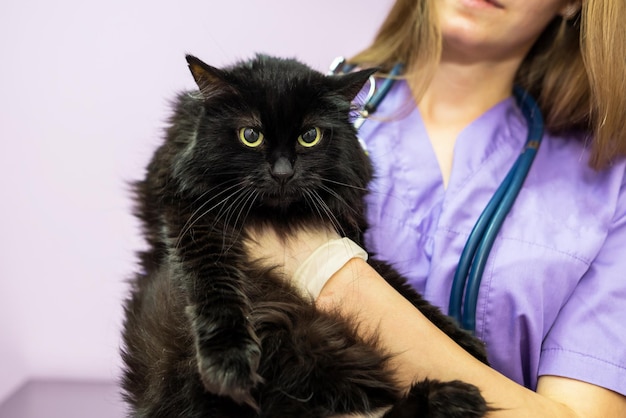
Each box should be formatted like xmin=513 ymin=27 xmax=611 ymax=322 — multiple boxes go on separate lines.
xmin=121 ymin=54 xmax=490 ymax=417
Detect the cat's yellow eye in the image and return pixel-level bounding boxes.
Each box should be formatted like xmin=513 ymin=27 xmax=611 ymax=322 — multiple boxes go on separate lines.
xmin=239 ymin=127 xmax=264 ymax=148
xmin=297 ymin=127 xmax=321 ymax=148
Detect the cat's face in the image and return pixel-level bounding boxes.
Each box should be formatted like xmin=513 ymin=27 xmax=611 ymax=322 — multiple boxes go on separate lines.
xmin=169 ymin=55 xmax=375 ymax=229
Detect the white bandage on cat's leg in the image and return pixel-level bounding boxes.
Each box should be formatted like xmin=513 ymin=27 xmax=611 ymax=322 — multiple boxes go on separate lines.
xmin=293 ymin=237 xmax=368 ymax=299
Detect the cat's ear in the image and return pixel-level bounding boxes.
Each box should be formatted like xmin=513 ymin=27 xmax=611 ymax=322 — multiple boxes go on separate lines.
xmin=186 ymin=55 xmax=229 ymax=99
xmin=331 ymin=68 xmax=379 ymax=101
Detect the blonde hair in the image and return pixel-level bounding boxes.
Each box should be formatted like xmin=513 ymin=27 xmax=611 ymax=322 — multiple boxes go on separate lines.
xmin=351 ymin=0 xmax=626 ymax=169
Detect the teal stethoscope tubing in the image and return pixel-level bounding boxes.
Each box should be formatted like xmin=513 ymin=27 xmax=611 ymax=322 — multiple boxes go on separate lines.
xmin=449 ymin=86 xmax=544 ymax=332
xmin=330 ymin=59 xmax=545 ymax=333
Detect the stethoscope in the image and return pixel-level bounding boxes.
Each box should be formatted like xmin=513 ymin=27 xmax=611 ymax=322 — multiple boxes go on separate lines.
xmin=330 ymin=57 xmax=544 ymax=333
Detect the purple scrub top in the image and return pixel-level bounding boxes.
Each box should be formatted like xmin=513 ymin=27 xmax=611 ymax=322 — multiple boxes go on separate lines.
xmin=358 ymin=80 xmax=626 ymax=396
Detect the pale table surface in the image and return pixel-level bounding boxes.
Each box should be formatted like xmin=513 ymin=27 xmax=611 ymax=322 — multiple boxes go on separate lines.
xmin=0 ymin=380 xmax=126 ymax=418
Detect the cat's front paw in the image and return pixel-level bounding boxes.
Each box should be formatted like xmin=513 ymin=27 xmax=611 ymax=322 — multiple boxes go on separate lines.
xmin=426 ymin=380 xmax=488 ymax=418
xmin=420 ymin=379 xmax=488 ymax=418
xmin=385 ymin=379 xmax=488 ymax=418
xmin=197 ymin=340 xmax=264 ymax=408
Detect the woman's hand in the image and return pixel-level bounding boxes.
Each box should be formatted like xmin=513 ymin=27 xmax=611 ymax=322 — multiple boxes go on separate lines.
xmin=315 ymin=258 xmax=626 ymax=418
xmin=244 ymin=225 xmax=341 ymax=294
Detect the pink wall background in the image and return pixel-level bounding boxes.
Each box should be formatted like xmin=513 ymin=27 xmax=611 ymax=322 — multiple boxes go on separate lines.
xmin=0 ymin=0 xmax=394 ymax=404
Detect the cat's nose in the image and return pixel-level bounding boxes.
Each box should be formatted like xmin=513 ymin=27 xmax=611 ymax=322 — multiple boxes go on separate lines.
xmin=271 ymin=157 xmax=294 ymax=182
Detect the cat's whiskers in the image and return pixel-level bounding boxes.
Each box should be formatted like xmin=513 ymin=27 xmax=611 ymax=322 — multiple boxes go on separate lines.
xmin=316 ymin=190 xmax=347 ymax=237
xmin=175 ymin=180 xmax=248 ymax=249
xmin=306 ymin=189 xmax=347 ymax=237
xmin=211 ymin=187 xmax=250 ymax=232
xmin=184 ymin=176 xmax=243 ymax=210
xmin=216 ymin=186 xmax=258 ymax=250
xmin=321 ymin=178 xmax=369 ymax=192
xmin=303 ymin=189 xmax=327 ymax=224
xmin=324 ymin=175 xmax=407 ymax=203
xmin=178 ymin=180 xmax=242 ymax=232
xmin=223 ymin=189 xmax=260 ymax=254
xmin=234 ymin=189 xmax=259 ymax=230
xmin=318 ymin=184 xmax=361 ymax=219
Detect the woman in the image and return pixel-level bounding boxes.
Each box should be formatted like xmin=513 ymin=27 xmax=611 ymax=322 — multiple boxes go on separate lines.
xmin=251 ymin=0 xmax=626 ymax=415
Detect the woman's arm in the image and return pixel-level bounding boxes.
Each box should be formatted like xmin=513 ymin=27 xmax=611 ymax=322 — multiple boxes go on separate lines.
xmin=318 ymin=258 xmax=626 ymax=418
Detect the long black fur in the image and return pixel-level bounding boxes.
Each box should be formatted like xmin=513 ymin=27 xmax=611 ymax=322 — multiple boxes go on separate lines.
xmin=121 ymin=54 xmax=490 ymax=417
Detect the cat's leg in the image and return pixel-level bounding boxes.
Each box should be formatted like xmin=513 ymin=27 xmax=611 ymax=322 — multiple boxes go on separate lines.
xmin=185 ymin=290 xmax=263 ymax=408
xmin=171 ymin=237 xmax=263 ymax=408
xmin=156 ymin=185 xmax=269 ymax=408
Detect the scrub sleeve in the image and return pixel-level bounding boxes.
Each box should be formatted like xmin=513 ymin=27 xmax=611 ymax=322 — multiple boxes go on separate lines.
xmin=357 ymin=80 xmax=626 ymax=396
